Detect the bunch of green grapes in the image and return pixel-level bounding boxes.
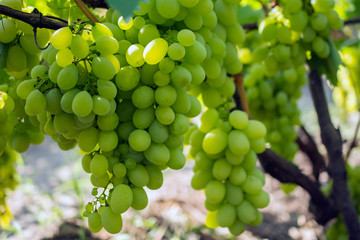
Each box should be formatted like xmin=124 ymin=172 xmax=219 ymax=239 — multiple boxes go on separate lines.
xmin=185 ymin=109 xmax=269 ymax=235
xmin=240 ymin=23 xmax=307 ymax=159
xmin=326 ymin=164 xmax=360 ymax=240
xmin=282 ymin=0 xmax=342 ymax=59
xmin=0 ymin=91 xmax=22 ymax=228
xmin=333 ymin=47 xmax=360 ymax=115
xmin=0 ymin=0 xmax=51 ymax=78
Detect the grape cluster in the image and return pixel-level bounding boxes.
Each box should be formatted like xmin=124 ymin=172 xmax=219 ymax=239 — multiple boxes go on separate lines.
xmin=333 ymin=47 xmax=360 ymax=115
xmin=240 ymin=27 xmax=307 ymax=159
xmin=2 ymin=0 xmax=247 ymax=234
xmin=283 ymin=0 xmax=342 ymax=58
xmin=0 ymin=0 xmax=51 ymax=78
xmin=186 ymin=109 xmax=269 ymax=235
xmin=0 ymin=91 xmax=22 ymax=228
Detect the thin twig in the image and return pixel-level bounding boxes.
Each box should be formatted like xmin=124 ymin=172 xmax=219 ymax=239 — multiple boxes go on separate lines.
xmin=309 ymin=67 xmax=360 ymax=240
xmin=296 ymin=126 xmax=326 ymax=181
xmin=345 ymin=111 xmax=360 ymax=161
xmin=74 ymin=0 xmax=99 ymax=22
xmin=0 ymin=5 xmax=67 ymax=30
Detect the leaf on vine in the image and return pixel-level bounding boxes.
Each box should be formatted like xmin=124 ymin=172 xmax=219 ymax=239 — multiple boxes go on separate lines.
xmin=324 ymin=39 xmax=343 ymax=86
xmin=105 ymin=0 xmax=149 ymax=21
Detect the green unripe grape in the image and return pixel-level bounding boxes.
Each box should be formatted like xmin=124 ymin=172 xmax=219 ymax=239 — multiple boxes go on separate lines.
xmin=171 ymin=65 xmax=192 ymax=87
xmin=132 ymin=86 xmax=154 ymax=109
xmin=228 ymin=130 xmax=250 ymax=156
xmin=88 ymin=212 xmax=103 ymax=233
xmin=31 ymin=65 xmax=48 ymax=80
xmin=96 ymin=36 xmax=119 ymax=54
xmin=212 ymin=158 xmax=231 ymax=181
xmin=126 ymin=44 xmax=145 ymax=67
xmin=125 ymin=158 xmax=137 ymax=170
xmin=241 ymin=176 xmax=263 ymax=194
xmin=11 ymin=132 xmax=30 ymax=153
xmin=0 ymin=19 xmax=17 ymax=43
xmin=311 ymin=13 xmax=328 ymax=31
xmin=159 ymin=57 xmax=175 ymax=74
xmin=98 ymin=130 xmax=118 ymax=152
xmin=128 ymin=165 xmax=149 ymax=187
xmin=230 ymin=166 xmax=247 ymax=185
xmin=128 ymin=129 xmax=151 ymax=152
xmin=7 ymin=45 xmax=27 ymax=72
xmin=205 ymin=210 xmax=219 ymax=229
xmin=167 ymin=147 xmax=186 ymax=170
xmin=148 ymin=120 xmax=169 ymax=143
xmin=144 ymin=143 xmax=170 ymax=165
xmin=101 ymin=207 xmax=122 ymax=234
xmin=111 ymin=184 xmax=133 ymax=214
xmin=77 ymin=127 xmax=98 ymax=152
xmin=289 ymin=11 xmax=308 ymax=32
xmin=25 ymin=89 xmax=46 ymax=116
xmin=155 ymin=85 xmax=177 ymax=107
xmin=171 ymin=87 xmax=191 ymax=114
xmin=184 ymin=11 xmax=203 ymax=31
xmin=226 ymin=182 xmax=244 ymax=205
xmin=92 ymin=57 xmax=115 ymax=80
xmin=57 ymin=64 xmax=78 ymax=90
xmin=115 ymin=66 xmax=140 ymax=91
xmin=90 ymin=154 xmax=108 ymax=177
xmin=143 ymin=38 xmax=168 ymax=65
xmin=197 ymin=108 xmax=219 ymax=133
xmin=237 ymin=200 xmax=257 ymax=224
xmin=131 ymin=187 xmax=148 ymax=210
xmin=243 ymin=120 xmax=266 ymax=140
xmin=146 ymin=165 xmax=163 ymax=189
xmin=168 ymin=43 xmax=185 ymax=61
xmin=246 ymin=190 xmax=270 ymax=208
xmin=82 ymin=154 xmax=92 ymax=173
xmin=133 ymin=107 xmax=155 ymax=129
xmin=16 ymin=79 xmax=37 ymax=100
xmin=229 ymin=220 xmax=245 ymax=236
xmin=92 ymin=23 xmax=113 ymax=40
xmin=118 ymin=16 xmax=134 ymax=30
xmin=51 ymin=27 xmax=73 ymax=50
xmin=202 ymin=128 xmax=227 ymax=155
xmin=169 ymin=113 xmax=189 ymax=135
xmin=156 ymin=0 xmax=180 ymax=19
xmin=155 ymin=106 xmax=175 ymax=125
xmin=71 ymin=35 xmax=89 ymax=59
xmin=217 ymin=203 xmax=236 ymax=227
xmin=229 ymin=110 xmax=248 ymax=130
xmin=45 ymin=88 xmax=62 ymax=114
xmin=179 ymin=0 xmax=199 ymax=8
xmin=72 ymin=91 xmax=93 ymax=117
xmin=92 ymin=95 xmax=111 ymax=116
xmin=311 ymin=0 xmax=334 ymax=13
xmin=184 ymin=41 xmax=207 ymax=64
xmin=205 ymin=180 xmax=226 ymax=204
xmin=285 ymin=0 xmax=302 ymax=13
xmin=56 ymin=48 xmax=73 ymax=67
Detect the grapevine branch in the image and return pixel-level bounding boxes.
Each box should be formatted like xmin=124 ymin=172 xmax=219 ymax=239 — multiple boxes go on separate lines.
xmin=0 ymin=5 xmax=67 ymax=30
xmin=296 ymin=126 xmax=326 ymax=181
xmin=344 ymin=17 xmax=360 ymax=25
xmin=309 ymin=67 xmax=360 ymax=239
xmin=257 ymin=150 xmax=337 ymax=224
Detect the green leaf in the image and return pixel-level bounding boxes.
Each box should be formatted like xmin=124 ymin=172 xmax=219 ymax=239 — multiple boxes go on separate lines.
xmin=105 ymin=0 xmax=149 ymax=20
xmin=325 ymin=39 xmax=344 ymax=86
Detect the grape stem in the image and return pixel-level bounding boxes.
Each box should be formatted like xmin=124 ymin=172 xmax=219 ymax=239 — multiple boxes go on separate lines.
xmin=0 ymin=5 xmax=67 ymax=30
xmin=295 ymin=126 xmax=326 ymax=181
xmin=234 ymin=73 xmax=250 ymax=118
xmin=308 ymin=66 xmax=360 ymax=239
xmin=74 ymin=0 xmax=99 ymax=23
